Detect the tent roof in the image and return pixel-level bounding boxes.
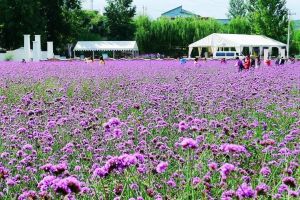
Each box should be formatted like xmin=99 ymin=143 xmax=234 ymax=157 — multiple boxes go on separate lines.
xmin=189 ymin=33 xmax=286 ymax=48
xmin=74 ymin=41 xmax=139 ymax=51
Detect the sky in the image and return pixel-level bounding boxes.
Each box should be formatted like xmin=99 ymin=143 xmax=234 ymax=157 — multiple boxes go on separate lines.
xmin=81 ymin=0 xmax=300 ymax=20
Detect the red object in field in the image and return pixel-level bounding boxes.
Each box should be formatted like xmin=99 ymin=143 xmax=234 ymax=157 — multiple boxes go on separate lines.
xmin=265 ymin=60 xmax=271 ymax=66
xmin=244 ymin=58 xmax=251 ymax=69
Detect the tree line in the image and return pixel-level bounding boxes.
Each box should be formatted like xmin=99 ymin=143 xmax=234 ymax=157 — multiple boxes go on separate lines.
xmin=0 ymin=0 xmax=299 ymax=56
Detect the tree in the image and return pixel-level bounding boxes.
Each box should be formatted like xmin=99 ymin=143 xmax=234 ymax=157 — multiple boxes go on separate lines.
xmin=291 ymin=30 xmax=300 ymax=55
xmin=0 ymin=0 xmax=44 ymax=49
xmin=40 ymin=0 xmax=82 ymax=51
xmin=247 ymin=0 xmax=288 ymax=42
xmin=227 ymin=16 xmax=252 ymax=34
xmin=227 ymin=0 xmax=247 ymax=19
xmin=73 ymin=10 xmax=107 ymax=41
xmin=134 ymin=16 xmax=152 ymax=52
xmin=134 ymin=16 xmax=222 ymax=56
xmin=104 ymin=0 xmax=136 ymax=40
xmin=0 ymin=0 xmax=82 ymax=52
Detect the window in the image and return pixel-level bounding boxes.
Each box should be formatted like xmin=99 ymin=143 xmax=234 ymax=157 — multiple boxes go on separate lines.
xmin=226 ymin=53 xmax=234 ymax=57
xmin=216 ymin=52 xmax=225 ymax=56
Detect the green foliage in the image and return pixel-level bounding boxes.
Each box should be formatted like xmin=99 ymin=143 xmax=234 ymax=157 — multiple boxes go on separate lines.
xmin=228 ymin=0 xmax=248 ymax=18
xmin=0 ymin=0 xmax=44 ymax=50
xmin=247 ymin=0 xmax=288 ymax=42
xmin=134 ymin=16 xmax=222 ymax=56
xmin=4 ymin=53 xmax=13 ymax=61
xmin=292 ymin=30 xmax=300 ymax=55
xmin=0 ymin=0 xmax=99 ymax=53
xmin=104 ymin=0 xmax=136 ymax=40
xmin=226 ymin=16 xmax=252 ymax=34
xmin=39 ymin=0 xmax=82 ymax=51
xmin=69 ymin=10 xmax=107 ymax=41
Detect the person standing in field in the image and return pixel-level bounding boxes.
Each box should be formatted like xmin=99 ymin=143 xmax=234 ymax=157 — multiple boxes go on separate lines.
xmin=99 ymin=56 xmax=105 ymax=65
xmin=279 ymin=57 xmax=285 ymax=65
xmin=255 ymin=56 xmax=261 ymax=69
xmin=194 ymin=57 xmax=201 ymax=67
xmin=221 ymin=58 xmax=227 ymax=64
xmin=244 ymin=55 xmax=251 ymax=70
xmin=235 ymin=57 xmax=244 ymax=72
xmin=265 ymin=57 xmax=271 ymax=67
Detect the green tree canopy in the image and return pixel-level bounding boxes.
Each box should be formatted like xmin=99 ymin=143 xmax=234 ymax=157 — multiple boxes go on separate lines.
xmin=134 ymin=16 xmax=222 ymax=56
xmin=0 ymin=0 xmax=82 ymax=51
xmin=247 ymin=0 xmax=288 ymax=42
xmin=227 ymin=0 xmax=247 ymax=18
xmin=291 ymin=30 xmax=300 ymax=55
xmin=0 ymin=0 xmax=43 ymax=49
xmin=104 ymin=0 xmax=136 ymax=40
xmin=226 ymin=16 xmax=252 ymax=34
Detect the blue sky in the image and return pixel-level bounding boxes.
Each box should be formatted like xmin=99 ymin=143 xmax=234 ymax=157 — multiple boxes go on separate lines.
xmin=82 ymin=0 xmax=300 ymax=19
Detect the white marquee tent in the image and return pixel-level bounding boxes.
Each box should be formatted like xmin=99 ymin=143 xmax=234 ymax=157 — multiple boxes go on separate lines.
xmin=74 ymin=41 xmax=139 ymax=58
xmin=188 ymin=33 xmax=287 ymax=58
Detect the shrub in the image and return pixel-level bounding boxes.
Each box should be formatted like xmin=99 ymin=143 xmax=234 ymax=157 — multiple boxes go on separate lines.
xmin=4 ymin=53 xmax=13 ymax=61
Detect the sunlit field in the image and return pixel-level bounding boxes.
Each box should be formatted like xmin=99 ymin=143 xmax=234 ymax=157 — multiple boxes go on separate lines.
xmin=0 ymin=60 xmax=299 ymax=200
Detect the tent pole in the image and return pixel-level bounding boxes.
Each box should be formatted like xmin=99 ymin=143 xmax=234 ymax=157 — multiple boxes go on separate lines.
xmin=74 ymin=51 xmax=75 ymax=59
xmin=92 ymin=51 xmax=95 ymax=60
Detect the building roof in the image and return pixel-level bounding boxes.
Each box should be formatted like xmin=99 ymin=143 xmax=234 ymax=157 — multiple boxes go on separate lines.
xmin=74 ymin=41 xmax=139 ymax=51
xmin=161 ymin=6 xmax=198 ymax=18
xmin=189 ymin=33 xmax=286 ymax=48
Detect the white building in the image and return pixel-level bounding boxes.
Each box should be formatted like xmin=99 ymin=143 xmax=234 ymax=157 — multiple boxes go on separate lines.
xmin=0 ymin=35 xmax=54 ymax=61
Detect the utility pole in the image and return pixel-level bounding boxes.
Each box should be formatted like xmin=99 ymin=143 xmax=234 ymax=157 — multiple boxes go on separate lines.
xmin=91 ymin=0 xmax=94 ymax=10
xmin=287 ymin=11 xmax=296 ymax=58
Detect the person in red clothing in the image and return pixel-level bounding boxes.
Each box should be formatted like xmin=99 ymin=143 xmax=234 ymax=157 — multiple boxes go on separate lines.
xmin=244 ymin=55 xmax=251 ymax=69
xmin=265 ymin=58 xmax=271 ymax=67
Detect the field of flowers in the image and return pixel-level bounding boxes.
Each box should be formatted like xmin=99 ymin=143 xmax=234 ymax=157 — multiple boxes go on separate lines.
xmin=0 ymin=60 xmax=299 ymax=200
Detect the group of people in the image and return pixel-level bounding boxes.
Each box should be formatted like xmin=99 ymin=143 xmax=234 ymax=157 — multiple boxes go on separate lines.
xmin=235 ymin=55 xmax=262 ymax=71
xmin=84 ymin=56 xmax=105 ymax=65
xmin=235 ymin=55 xmax=297 ymax=72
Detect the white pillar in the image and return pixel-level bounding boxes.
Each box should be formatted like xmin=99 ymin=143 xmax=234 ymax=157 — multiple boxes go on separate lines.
xmin=249 ymin=47 xmax=253 ymax=55
xmin=24 ymin=35 xmax=31 ymax=61
xmin=34 ymin=35 xmax=41 ymax=60
xmin=268 ymin=47 xmax=273 ymax=56
xmin=47 ymin=42 xmax=54 ymax=59
xmin=198 ymin=47 xmax=202 ymax=57
xmin=188 ymin=47 xmax=193 ymax=58
xmin=280 ymin=48 xmax=286 ymax=58
xmin=264 ymin=49 xmax=269 ymax=61
xmin=33 ymin=41 xmax=40 ymax=61
xmin=259 ymin=47 xmax=263 ymax=57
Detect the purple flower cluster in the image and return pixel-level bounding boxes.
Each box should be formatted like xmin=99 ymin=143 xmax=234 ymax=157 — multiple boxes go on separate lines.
xmin=220 ymin=163 xmax=235 ymax=180
xmin=93 ymin=153 xmax=145 ymax=178
xmin=236 ymin=183 xmax=256 ymax=199
xmin=219 ymin=144 xmax=248 ymax=154
xmin=179 ymin=138 xmax=198 ymax=149
xmin=38 ymin=176 xmax=82 ymax=195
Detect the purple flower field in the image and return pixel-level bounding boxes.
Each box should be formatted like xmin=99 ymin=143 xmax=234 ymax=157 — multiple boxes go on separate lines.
xmin=0 ymin=60 xmax=299 ymax=200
